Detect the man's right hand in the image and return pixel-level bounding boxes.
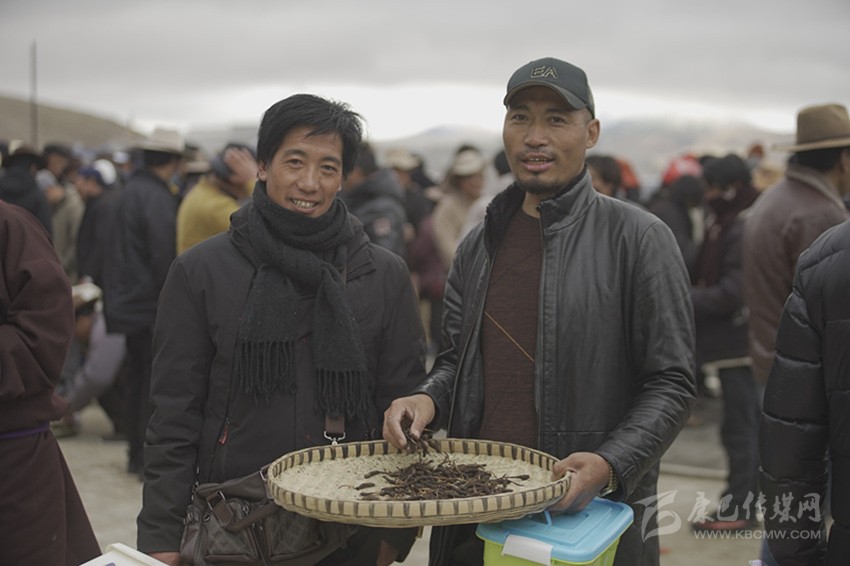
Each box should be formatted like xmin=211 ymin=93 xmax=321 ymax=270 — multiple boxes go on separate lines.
xmin=382 ymin=394 xmax=435 ymax=450
xmin=149 ymin=551 xmax=180 ymax=565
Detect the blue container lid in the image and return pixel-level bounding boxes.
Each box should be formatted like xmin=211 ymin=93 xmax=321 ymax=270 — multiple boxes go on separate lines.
xmin=477 ymin=498 xmax=634 ymax=563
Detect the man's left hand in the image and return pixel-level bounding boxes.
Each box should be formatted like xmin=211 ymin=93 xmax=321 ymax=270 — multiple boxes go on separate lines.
xmin=549 ymin=452 xmax=611 ymax=513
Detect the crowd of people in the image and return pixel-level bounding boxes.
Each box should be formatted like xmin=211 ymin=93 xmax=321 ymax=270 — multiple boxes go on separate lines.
xmin=1 ymin=56 xmax=848 ymax=565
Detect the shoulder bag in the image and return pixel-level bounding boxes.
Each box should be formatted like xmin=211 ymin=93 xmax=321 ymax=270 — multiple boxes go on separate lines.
xmin=179 ymin=417 xmax=352 ymax=565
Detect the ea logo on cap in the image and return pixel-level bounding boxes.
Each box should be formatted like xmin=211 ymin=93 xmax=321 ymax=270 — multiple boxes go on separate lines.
xmin=531 ymin=65 xmax=558 ymax=79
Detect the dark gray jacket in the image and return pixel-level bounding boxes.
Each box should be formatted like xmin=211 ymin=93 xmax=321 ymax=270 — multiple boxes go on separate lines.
xmin=341 ymin=169 xmax=409 ymax=260
xmin=137 ymin=205 xmax=427 ymax=553
xmin=417 ymin=172 xmax=696 ymax=566
xmin=760 ymin=219 xmax=850 ymax=566
xmin=104 ymin=169 xmax=178 ymax=334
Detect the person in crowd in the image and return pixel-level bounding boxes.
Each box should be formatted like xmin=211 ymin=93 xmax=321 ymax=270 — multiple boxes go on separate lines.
xmin=645 ymin=171 xmax=705 ymax=280
xmin=430 ymin=147 xmax=487 ymax=269
xmin=744 ymin=102 xmax=850 ymax=566
xmin=176 ymin=143 xmax=210 ymax=198
xmin=176 ymin=142 xmax=257 ymax=254
xmin=384 ymin=146 xmax=435 ymax=236
xmin=760 ymin=219 xmax=850 ymax=565
xmin=744 ymin=103 xmax=850 ymax=386
xmin=38 ymin=143 xmax=84 ymax=282
xmin=686 ymin=154 xmax=761 ymax=533
xmin=460 ymin=149 xmax=514 ymax=240
xmin=103 ymin=127 xmax=185 ymax=477
xmin=75 ymin=158 xmax=119 ymax=288
xmin=54 ymin=282 xmax=128 ymax=440
xmin=340 ymin=141 xmax=410 ymax=260
xmin=112 ymin=149 xmax=136 ymax=184
xmin=382 ymin=56 xmax=696 ymax=566
xmin=0 ymin=144 xmax=52 ymax=233
xmin=410 ymin=153 xmax=438 ymax=197
xmin=0 ymin=200 xmax=101 ymax=565
xmin=616 ymin=156 xmax=643 ymax=203
xmin=586 ymin=153 xmax=625 ymax=199
xmin=138 ymin=93 xmax=427 ymax=566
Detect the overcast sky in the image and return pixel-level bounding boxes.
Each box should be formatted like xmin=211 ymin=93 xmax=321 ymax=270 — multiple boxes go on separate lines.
xmin=1 ymin=0 xmax=848 ymax=141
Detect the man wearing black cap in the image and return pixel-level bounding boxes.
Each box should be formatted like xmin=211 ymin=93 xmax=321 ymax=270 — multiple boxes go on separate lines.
xmin=384 ymin=57 xmax=696 ymax=566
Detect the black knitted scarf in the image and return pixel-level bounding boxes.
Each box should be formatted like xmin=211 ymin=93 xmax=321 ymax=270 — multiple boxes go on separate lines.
xmin=234 ymin=182 xmax=369 ymax=419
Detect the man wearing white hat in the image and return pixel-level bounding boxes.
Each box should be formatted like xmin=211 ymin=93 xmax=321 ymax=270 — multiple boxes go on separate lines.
xmin=103 ymin=126 xmax=186 ymax=477
xmin=75 ymin=158 xmax=119 ymax=288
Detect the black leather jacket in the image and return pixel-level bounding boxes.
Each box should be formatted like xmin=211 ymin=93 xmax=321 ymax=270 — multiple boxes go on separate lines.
xmin=417 ymin=172 xmax=696 ymax=565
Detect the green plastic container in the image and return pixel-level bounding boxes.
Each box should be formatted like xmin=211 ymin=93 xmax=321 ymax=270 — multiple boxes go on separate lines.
xmin=476 ymin=498 xmax=633 ymax=566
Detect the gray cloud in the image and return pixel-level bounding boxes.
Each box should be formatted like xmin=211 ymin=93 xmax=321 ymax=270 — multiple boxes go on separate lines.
xmin=1 ymin=0 xmax=848 ymax=137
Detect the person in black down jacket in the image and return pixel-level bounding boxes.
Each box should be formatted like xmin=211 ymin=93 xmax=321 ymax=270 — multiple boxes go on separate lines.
xmin=760 ymin=218 xmax=850 ymax=565
xmin=383 ymin=57 xmax=696 ymax=566
xmin=138 ymin=94 xmax=427 ymax=566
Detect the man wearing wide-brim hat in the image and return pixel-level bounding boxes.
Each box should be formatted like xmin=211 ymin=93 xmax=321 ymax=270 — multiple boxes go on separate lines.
xmin=102 ymin=126 xmax=187 ymax=478
xmin=743 ymin=103 xmax=850 ymax=386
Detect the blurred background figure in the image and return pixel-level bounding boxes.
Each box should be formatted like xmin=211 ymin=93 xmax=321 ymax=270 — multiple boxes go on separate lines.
xmin=176 ymin=141 xmax=256 ymax=254
xmin=0 ymin=143 xmax=52 ymax=234
xmin=744 ymin=103 xmax=850 ymax=388
xmin=103 ymin=126 xmax=186 ymax=478
xmin=616 ymin=156 xmax=643 ymax=203
xmin=340 ymin=141 xmax=410 ymax=260
xmin=586 ymin=153 xmax=627 ymax=200
xmin=431 ymin=147 xmax=486 ymax=270
xmin=177 ymin=142 xmax=210 ymax=197
xmin=384 ymin=146 xmax=435 ymax=241
xmin=53 ymin=282 xmax=128 ymax=442
xmin=112 ymin=149 xmax=136 ymax=184
xmin=645 ymin=156 xmax=706 ymax=280
xmin=75 ymin=158 xmax=119 ymax=288
xmin=38 ymin=142 xmax=84 ymax=282
xmin=460 ymin=148 xmax=513 ymax=240
xmin=688 ymin=154 xmax=761 ymax=534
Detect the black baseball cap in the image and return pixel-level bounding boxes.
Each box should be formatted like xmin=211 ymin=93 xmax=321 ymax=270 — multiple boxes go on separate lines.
xmin=504 ymin=57 xmax=595 ymax=118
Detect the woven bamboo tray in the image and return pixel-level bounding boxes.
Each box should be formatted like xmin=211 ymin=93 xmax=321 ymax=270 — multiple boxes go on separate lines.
xmin=267 ymin=438 xmax=570 ymax=528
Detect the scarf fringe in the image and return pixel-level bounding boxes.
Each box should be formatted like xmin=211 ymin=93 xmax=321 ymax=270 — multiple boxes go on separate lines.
xmin=237 ymin=341 xmax=296 ymax=401
xmin=315 ymin=369 xmax=371 ymax=420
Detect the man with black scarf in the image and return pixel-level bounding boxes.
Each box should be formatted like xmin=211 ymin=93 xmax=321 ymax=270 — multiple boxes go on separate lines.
xmin=138 ymin=94 xmax=427 ymax=565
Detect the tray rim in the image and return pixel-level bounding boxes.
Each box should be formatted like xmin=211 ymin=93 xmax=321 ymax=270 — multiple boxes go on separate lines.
xmin=267 ymin=438 xmax=570 ymax=528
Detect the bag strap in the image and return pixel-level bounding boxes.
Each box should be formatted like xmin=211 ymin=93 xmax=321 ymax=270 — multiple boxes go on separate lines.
xmin=324 ymin=415 xmax=345 ymax=445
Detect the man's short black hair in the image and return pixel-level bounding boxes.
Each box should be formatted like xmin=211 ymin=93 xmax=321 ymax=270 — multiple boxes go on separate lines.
xmin=256 ymin=94 xmax=364 ymax=178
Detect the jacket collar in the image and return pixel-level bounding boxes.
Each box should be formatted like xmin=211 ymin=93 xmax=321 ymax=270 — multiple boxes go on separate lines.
xmin=484 ymin=166 xmax=595 ymax=255
xmin=785 ymin=162 xmax=847 ymax=211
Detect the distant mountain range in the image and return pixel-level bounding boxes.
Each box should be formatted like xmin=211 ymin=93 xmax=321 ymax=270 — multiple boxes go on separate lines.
xmin=2 ymin=94 xmax=791 ymax=190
